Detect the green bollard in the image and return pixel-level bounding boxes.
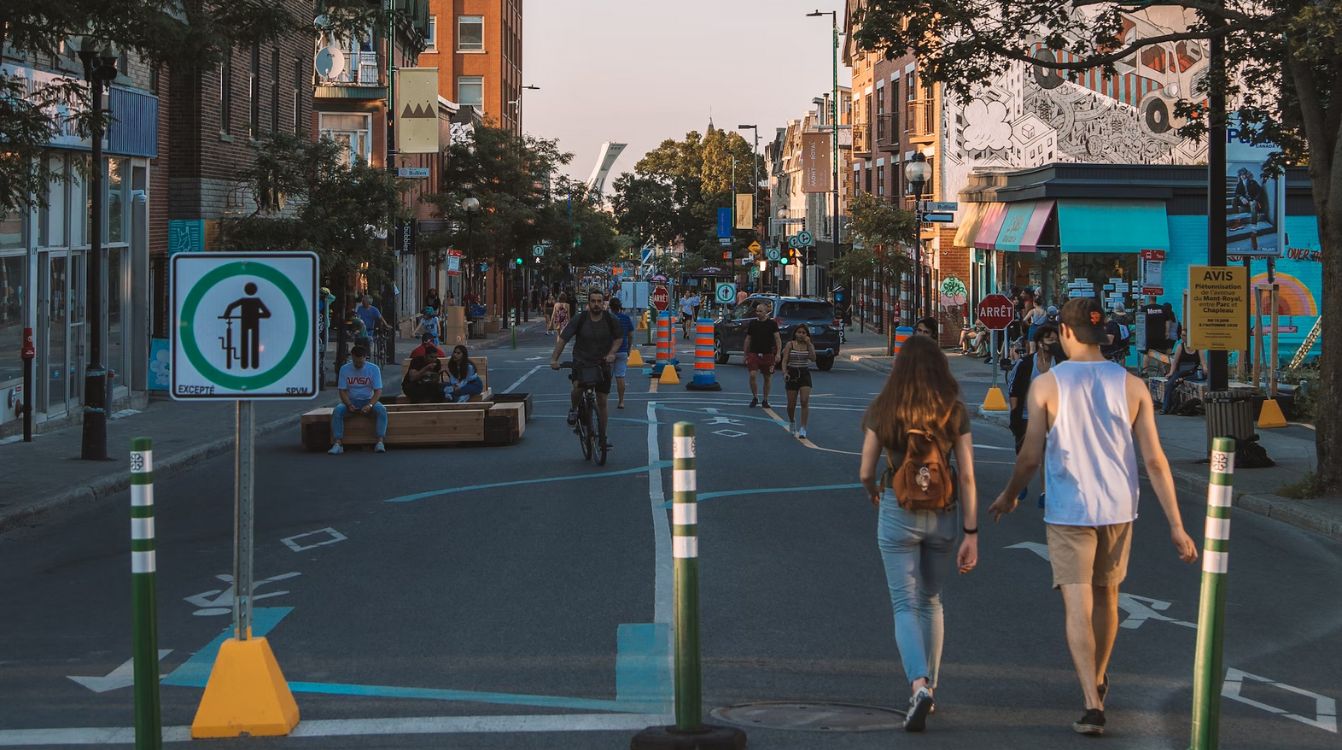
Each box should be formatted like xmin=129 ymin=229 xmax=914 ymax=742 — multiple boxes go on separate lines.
xmin=1189 ymin=436 xmax=1235 ymax=750
xmin=130 ymin=437 xmax=163 ymax=749
xmin=631 ymin=423 xmax=746 ymax=749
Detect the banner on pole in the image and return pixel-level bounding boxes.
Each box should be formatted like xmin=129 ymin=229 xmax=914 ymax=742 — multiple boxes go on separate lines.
xmin=396 ymin=68 xmax=439 ymax=154
xmin=802 ymin=132 xmax=830 ymax=193
xmin=734 ymin=194 xmax=753 ymax=230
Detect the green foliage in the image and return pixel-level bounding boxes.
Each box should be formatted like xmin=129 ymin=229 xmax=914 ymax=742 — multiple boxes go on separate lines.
xmin=219 ymin=132 xmax=404 ymax=287
xmin=1277 ymin=473 xmax=1323 ymax=500
xmin=615 ymin=126 xmax=764 ymax=259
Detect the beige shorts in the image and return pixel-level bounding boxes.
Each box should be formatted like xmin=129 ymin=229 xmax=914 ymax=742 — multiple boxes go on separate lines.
xmin=1045 ymin=522 xmax=1134 ymax=588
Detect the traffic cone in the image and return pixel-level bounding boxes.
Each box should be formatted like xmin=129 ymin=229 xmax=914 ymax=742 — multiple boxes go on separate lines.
xmin=686 ymin=318 xmax=722 ymax=391
xmin=659 ymin=363 xmax=680 ymax=385
xmin=982 ymin=386 xmax=1009 ymax=412
xmin=627 ymin=347 xmax=645 ymax=367
xmin=1257 ymin=398 xmax=1287 ymax=428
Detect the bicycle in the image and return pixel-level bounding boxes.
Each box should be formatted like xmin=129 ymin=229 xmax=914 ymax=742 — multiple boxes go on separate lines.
xmin=559 ymin=361 xmax=608 ymax=466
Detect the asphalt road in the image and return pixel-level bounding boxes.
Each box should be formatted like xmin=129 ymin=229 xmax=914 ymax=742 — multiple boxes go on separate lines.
xmin=1 ymin=329 xmax=1339 ymax=749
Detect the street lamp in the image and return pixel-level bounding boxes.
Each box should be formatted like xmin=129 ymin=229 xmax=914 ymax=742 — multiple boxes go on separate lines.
xmin=904 ymin=152 xmax=931 ymax=322
xmin=806 ymin=9 xmax=841 ymax=292
xmin=74 ymin=35 xmax=119 ymax=461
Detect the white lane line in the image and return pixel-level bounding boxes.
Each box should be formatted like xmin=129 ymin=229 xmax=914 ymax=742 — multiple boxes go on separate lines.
xmin=647 ymin=401 xmax=671 ymax=624
xmin=503 ymin=365 xmax=545 ymax=394
xmin=0 ymin=714 xmax=672 ymax=745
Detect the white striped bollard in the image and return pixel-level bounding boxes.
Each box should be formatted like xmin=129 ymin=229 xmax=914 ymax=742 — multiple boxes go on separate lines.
xmin=1189 ymin=436 xmax=1234 ymax=750
xmin=632 ymin=423 xmax=745 ymax=749
xmin=130 ymin=437 xmax=163 ymax=749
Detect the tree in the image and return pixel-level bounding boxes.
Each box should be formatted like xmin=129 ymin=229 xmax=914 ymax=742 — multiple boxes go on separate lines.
xmin=831 ymin=192 xmax=916 ymax=353
xmin=854 ymin=0 xmax=1342 ymax=492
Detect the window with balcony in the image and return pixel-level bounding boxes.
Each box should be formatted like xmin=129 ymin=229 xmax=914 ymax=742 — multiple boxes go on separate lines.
xmin=319 ymin=113 xmax=372 ymax=166
xmin=458 ymin=75 xmax=483 ymax=110
xmin=876 ymin=88 xmax=886 ymax=142
xmin=458 ymin=16 xmax=484 ymax=52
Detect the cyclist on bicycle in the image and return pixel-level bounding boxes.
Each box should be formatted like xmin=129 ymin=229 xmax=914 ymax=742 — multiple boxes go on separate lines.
xmin=550 ymin=288 xmax=623 ymax=450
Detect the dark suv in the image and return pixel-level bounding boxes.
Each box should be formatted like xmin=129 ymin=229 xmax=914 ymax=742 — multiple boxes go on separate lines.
xmin=714 ymin=295 xmax=842 ymax=371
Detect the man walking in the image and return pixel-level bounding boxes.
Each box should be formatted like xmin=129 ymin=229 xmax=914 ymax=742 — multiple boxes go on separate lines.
xmin=744 ymin=302 xmax=781 ymax=409
xmin=608 ymin=297 xmax=635 ymax=409
xmin=989 ymin=298 xmax=1197 ymax=736
xmin=329 ymin=345 xmax=387 ymax=454
xmin=679 ymin=290 xmax=700 ymax=339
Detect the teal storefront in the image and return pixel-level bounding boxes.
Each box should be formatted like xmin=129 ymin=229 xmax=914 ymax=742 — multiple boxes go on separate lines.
xmin=960 ymin=164 xmax=1321 ymax=363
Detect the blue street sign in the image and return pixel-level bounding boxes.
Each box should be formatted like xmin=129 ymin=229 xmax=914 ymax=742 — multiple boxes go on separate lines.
xmin=924 ymin=212 xmax=955 ymax=223
xmin=796 ymin=230 xmax=815 ymax=247
xmin=717 ymin=207 xmax=733 ymax=238
xmin=641 ymin=246 xmax=654 ymax=263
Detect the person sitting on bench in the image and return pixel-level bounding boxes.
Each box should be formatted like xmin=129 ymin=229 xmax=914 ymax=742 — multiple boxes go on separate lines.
xmin=403 ymin=333 xmax=445 ymax=403
xmin=443 ymin=344 xmax=484 ymax=403
xmin=330 ymin=345 xmax=387 ymax=454
xmin=1162 ymin=337 xmax=1205 ymax=415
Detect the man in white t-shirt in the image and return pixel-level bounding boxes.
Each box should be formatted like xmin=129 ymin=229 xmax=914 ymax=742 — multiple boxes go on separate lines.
xmin=989 ymin=297 xmax=1196 ymax=737
xmin=679 ymin=291 xmax=700 ymax=339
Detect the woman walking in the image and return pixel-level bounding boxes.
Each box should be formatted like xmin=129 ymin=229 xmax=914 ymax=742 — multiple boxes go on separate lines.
xmin=549 ymin=293 xmax=571 ymax=336
xmin=859 ymin=334 xmax=979 ymax=732
xmin=781 ymin=325 xmax=817 ymax=438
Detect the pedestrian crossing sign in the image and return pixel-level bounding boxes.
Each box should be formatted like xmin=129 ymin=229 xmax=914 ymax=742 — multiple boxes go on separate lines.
xmin=171 ymin=252 xmax=319 ymax=400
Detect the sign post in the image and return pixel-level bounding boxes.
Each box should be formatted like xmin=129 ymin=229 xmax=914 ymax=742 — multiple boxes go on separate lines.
xmin=172 ymin=252 xmax=314 ymax=738
xmin=976 ymin=294 xmax=1014 ymax=411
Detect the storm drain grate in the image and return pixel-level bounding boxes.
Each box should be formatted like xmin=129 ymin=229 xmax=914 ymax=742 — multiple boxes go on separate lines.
xmin=710 ymin=701 xmax=905 ymax=732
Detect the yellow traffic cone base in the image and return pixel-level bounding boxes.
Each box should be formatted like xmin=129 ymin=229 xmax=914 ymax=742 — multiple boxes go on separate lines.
xmin=659 ymin=365 xmax=680 ymax=385
xmin=982 ymin=386 xmax=1009 ymax=412
xmin=627 ymin=348 xmax=645 ymax=366
xmin=1257 ymin=398 xmax=1287 ymax=429
xmin=191 ymin=636 xmax=300 ymax=738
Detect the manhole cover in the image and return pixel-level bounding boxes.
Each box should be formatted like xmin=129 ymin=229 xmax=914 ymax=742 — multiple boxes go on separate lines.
xmin=710 ymin=701 xmax=904 ymax=732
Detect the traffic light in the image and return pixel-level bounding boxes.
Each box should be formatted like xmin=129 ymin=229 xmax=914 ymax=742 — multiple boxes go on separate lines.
xmin=514 ymin=256 xmax=524 ymax=266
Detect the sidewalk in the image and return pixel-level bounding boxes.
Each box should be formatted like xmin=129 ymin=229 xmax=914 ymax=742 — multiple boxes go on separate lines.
xmin=0 ymin=320 xmax=545 ymax=534
xmin=842 ymin=326 xmax=1342 ymax=541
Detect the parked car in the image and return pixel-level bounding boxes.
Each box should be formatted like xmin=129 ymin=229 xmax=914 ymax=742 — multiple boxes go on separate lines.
xmin=713 ymin=295 xmax=841 ymax=371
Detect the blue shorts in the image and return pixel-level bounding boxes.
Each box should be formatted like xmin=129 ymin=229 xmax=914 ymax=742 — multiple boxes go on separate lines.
xmin=611 ymin=352 xmax=629 ymax=378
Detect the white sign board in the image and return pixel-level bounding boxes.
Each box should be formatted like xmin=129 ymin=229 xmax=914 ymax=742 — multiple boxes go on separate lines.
xmin=171 ymin=252 xmax=319 ymax=400
xmin=616 ymin=281 xmax=650 ymax=311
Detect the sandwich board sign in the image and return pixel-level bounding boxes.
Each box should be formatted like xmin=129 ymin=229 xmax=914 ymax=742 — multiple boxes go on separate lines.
xmin=171 ymin=252 xmax=319 ymax=400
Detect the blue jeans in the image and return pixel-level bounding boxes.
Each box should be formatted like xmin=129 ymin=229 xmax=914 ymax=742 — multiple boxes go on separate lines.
xmin=332 ymin=399 xmax=387 ymax=440
xmin=444 ymin=379 xmax=484 ymax=403
xmin=877 ymin=490 xmax=957 ymax=688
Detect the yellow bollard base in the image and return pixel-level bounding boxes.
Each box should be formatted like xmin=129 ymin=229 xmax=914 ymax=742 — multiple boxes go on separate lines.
xmin=659 ymin=365 xmax=680 ymax=385
xmin=1257 ymin=398 xmax=1287 ymax=429
xmin=191 ymin=637 xmax=300 ymax=738
xmin=627 ymin=348 xmax=645 ymax=367
xmin=982 ymin=386 xmax=1009 ymax=412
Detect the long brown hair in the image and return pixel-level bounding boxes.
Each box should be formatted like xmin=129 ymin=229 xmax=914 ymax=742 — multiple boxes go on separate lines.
xmin=865 ymin=334 xmax=963 ymax=452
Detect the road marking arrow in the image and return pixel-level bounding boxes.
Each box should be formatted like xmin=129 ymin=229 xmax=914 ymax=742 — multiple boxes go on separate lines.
xmin=68 ymin=651 xmax=172 ymax=693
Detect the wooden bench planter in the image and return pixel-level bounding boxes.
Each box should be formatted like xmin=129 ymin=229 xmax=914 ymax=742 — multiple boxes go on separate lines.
xmin=300 ymin=398 xmax=528 ymax=451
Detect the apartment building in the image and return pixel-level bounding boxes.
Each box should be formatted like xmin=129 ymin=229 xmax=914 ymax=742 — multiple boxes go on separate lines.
xmin=419 ymin=0 xmax=524 ymax=133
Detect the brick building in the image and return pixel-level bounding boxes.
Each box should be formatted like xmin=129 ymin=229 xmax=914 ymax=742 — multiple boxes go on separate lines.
xmin=419 ymin=0 xmax=524 ymax=132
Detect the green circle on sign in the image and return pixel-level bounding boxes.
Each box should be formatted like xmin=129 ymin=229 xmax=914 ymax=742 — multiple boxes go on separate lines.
xmin=179 ymin=262 xmax=309 ymax=391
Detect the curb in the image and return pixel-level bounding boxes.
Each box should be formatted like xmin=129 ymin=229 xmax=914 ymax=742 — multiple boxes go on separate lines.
xmin=0 ymin=412 xmax=299 ymax=535
xmin=850 ymin=355 xmax=892 ymax=375
xmin=973 ymin=407 xmax=1341 ymax=541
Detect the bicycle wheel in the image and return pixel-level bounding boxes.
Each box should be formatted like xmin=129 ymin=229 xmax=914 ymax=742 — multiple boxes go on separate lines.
xmin=594 ymin=440 xmax=608 ymax=466
xmin=581 ymin=396 xmax=597 ymax=461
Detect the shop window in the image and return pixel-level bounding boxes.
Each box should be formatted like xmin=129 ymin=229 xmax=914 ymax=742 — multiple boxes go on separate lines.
xmin=107 ymin=247 xmax=125 ymax=382
xmin=39 ymin=156 xmax=66 ymax=248
xmin=0 ymin=211 xmax=21 ymax=250
xmin=107 ymin=158 xmax=126 ymax=244
xmin=0 ymin=254 xmax=25 ymax=384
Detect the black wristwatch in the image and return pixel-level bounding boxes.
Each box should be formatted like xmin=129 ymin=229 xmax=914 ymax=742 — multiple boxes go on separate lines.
xmin=963 ymin=527 xmax=979 ymax=535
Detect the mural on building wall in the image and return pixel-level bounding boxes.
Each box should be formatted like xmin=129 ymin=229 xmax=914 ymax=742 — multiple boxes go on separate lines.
xmin=944 ymin=7 xmax=1209 ymax=196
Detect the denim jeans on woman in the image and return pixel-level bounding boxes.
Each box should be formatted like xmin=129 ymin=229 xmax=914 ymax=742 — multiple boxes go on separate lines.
xmin=876 ymin=488 xmax=957 ymax=688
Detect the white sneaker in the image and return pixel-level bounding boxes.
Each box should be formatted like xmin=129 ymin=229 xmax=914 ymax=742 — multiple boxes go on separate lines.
xmin=798 ymin=427 xmax=807 ymax=439
xmin=374 ymin=441 xmax=386 ymax=453
xmin=328 ymin=444 xmax=344 ymax=455
xmin=789 ymin=421 xmax=797 ymax=437
xmin=904 ymin=686 xmax=934 ymax=732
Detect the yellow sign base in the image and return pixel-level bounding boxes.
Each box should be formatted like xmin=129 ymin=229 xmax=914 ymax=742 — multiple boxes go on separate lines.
xmin=659 ymin=365 xmax=680 ymax=385
xmin=982 ymin=386 xmax=1009 ymax=412
xmin=191 ymin=637 xmax=300 ymax=738
xmin=1257 ymin=398 xmax=1287 ymax=429
xmin=627 ymin=348 xmax=645 ymax=367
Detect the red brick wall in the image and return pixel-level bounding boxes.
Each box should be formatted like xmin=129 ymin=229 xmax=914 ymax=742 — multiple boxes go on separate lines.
xmin=935 ymin=227 xmax=970 ymax=347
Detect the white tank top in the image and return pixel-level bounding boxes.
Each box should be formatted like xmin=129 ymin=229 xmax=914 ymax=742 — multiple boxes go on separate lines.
xmin=1044 ymin=360 xmax=1140 ymax=526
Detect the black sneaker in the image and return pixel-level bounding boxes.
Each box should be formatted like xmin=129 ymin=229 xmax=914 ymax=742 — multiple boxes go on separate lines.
xmin=760 ymin=400 xmax=771 ymax=409
xmin=748 ymin=398 xmax=758 ymax=408
xmin=566 ymin=408 xmax=578 ymax=425
xmin=1073 ymin=708 xmax=1105 ymax=735
xmin=903 ymin=687 xmax=934 ymax=732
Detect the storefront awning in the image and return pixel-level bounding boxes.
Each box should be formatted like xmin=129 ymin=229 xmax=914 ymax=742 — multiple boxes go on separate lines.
xmin=952 ymin=202 xmax=987 ymax=247
xmin=973 ymin=204 xmax=1008 ymax=249
xmin=1057 ymin=200 xmax=1170 ymax=253
xmin=994 ymin=200 xmax=1054 ymax=253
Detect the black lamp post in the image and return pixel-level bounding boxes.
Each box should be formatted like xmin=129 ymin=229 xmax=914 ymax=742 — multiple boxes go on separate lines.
xmin=75 ymin=36 xmax=119 ymax=461
xmin=904 ymin=152 xmax=931 ymax=324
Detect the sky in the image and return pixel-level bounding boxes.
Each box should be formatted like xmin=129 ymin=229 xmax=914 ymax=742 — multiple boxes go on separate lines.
xmin=522 ymin=0 xmax=852 ymax=185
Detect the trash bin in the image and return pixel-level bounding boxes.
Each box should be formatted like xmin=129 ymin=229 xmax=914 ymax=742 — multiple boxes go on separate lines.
xmin=1204 ymin=389 xmax=1257 ymax=455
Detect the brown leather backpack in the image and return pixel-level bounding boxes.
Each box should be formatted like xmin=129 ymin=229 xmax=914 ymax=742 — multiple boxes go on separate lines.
xmin=887 ymin=429 xmax=956 ymax=511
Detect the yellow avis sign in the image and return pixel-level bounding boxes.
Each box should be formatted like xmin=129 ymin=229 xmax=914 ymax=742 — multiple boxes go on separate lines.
xmin=1188 ymin=265 xmax=1248 ymax=351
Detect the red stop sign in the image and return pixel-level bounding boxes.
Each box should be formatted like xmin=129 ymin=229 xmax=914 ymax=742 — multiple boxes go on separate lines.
xmin=976 ymin=294 xmax=1016 ymax=330
xmin=650 ymin=285 xmax=670 ymax=311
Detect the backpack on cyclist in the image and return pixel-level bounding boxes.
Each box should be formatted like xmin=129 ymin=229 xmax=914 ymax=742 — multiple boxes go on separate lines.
xmin=886 ymin=429 xmax=957 ymax=511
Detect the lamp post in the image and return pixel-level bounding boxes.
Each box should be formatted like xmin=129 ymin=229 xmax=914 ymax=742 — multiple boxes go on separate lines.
xmin=807 ymin=9 xmax=841 ymax=292
xmin=515 ymin=84 xmax=539 ymax=323
xmin=75 ymin=36 xmax=119 ymax=462
xmin=904 ymin=152 xmax=931 ymax=323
